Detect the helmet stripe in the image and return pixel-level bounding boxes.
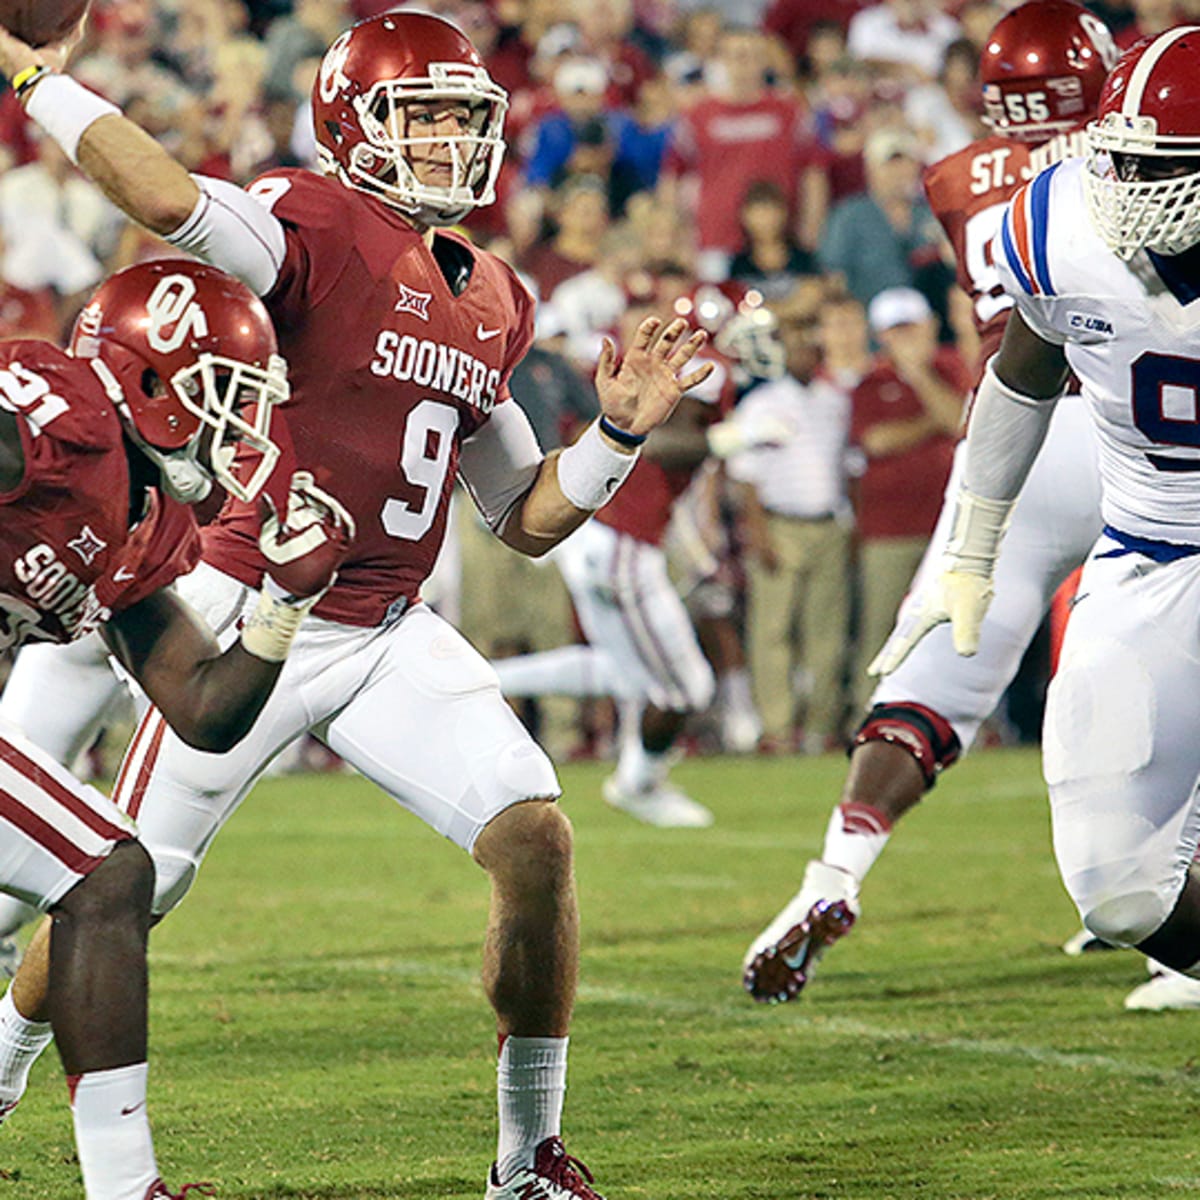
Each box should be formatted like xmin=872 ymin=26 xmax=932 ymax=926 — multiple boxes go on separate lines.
xmin=1122 ymin=25 xmax=1200 ymax=116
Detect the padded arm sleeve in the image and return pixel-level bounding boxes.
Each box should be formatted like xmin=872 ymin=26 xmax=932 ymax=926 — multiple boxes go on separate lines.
xmin=962 ymin=359 xmax=1061 ymax=502
xmin=166 ymin=175 xmax=287 ymax=297
xmin=458 ymin=402 xmax=544 ymax=531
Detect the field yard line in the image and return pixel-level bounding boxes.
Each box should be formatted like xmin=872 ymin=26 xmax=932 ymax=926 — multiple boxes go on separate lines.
xmin=153 ymin=951 xmax=1200 ymax=1087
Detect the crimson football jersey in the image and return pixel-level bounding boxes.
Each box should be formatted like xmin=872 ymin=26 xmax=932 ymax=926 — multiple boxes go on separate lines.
xmin=922 ymin=127 xmax=1087 ymax=369
xmin=0 ymin=341 xmax=201 ymax=649
xmin=597 ymin=351 xmax=734 ymax=547
xmin=203 ymin=170 xmax=536 ymax=626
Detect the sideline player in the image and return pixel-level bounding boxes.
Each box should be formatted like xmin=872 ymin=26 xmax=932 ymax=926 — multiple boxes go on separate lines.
xmin=0 ymin=257 xmax=350 ymax=1198
xmin=0 ymin=12 xmax=713 ymax=1198
xmin=493 ymin=281 xmax=745 ymax=828
xmin=743 ymin=0 xmax=1114 ymax=1003
xmin=873 ymin=24 xmax=1200 ymax=1020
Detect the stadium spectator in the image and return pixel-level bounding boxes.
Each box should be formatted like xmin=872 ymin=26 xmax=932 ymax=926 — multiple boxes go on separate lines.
xmin=905 ymin=36 xmax=986 ymax=162
xmin=848 ymin=286 xmax=963 ymax=709
xmin=846 ymin=0 xmax=961 ymax=83
xmin=729 ymin=179 xmax=818 ymax=300
xmin=521 ymin=56 xmax=611 ymax=190
xmin=519 ymin=174 xmax=611 ymax=300
xmin=659 ymin=23 xmax=828 ymax=279
xmin=817 ymin=125 xmax=943 ymax=310
xmin=726 ymin=299 xmax=855 ymax=755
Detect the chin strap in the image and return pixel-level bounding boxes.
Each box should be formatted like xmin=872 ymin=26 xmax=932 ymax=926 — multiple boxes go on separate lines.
xmin=87 ymin=358 xmax=213 ymax=504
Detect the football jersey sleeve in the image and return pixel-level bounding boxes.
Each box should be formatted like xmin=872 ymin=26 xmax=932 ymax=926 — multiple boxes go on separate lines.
xmin=992 ymin=161 xmax=1082 ymax=347
xmin=244 ymin=170 xmax=357 ymax=330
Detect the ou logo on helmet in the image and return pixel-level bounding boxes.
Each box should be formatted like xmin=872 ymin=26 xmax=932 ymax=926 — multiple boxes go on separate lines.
xmin=146 ymin=275 xmax=209 ymax=354
xmin=319 ymin=30 xmax=353 ymax=106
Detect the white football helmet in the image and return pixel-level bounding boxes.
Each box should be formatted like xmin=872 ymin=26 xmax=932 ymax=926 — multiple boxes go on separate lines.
xmin=1084 ymin=26 xmax=1200 ymax=258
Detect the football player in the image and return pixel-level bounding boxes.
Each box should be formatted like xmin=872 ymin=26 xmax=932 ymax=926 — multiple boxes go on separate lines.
xmin=0 ymin=257 xmax=351 ymax=1199
xmin=743 ymin=1 xmax=1120 ymax=1003
xmin=880 ymin=22 xmax=1200 ymax=1018
xmin=0 ymin=12 xmax=712 ymax=1199
xmin=493 ymin=279 xmax=748 ymax=828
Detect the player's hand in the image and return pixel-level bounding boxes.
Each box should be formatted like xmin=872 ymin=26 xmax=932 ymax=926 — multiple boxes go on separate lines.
xmin=594 ymin=317 xmax=715 ymax=440
xmin=868 ymin=568 xmax=994 ymax=677
xmin=258 ymin=471 xmax=356 ymax=600
xmin=0 ymin=12 xmax=87 ymax=81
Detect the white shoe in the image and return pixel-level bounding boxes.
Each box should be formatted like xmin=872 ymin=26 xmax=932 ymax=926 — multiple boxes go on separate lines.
xmin=1061 ymin=926 xmax=1119 ymax=956
xmin=1124 ymin=963 xmax=1200 ymax=1011
xmin=742 ymin=860 xmax=860 ymax=1003
xmin=486 ymin=1136 xmax=605 ymax=1198
xmin=721 ymin=708 xmax=762 ymax=755
xmin=601 ymin=776 xmax=713 ymax=828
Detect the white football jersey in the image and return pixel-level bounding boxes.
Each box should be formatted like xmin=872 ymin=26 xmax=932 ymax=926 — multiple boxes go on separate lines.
xmin=994 ymin=157 xmax=1200 ymax=545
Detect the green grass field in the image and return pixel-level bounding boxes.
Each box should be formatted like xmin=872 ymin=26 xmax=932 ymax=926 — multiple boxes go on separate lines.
xmin=3 ymin=747 xmax=1199 ymax=1199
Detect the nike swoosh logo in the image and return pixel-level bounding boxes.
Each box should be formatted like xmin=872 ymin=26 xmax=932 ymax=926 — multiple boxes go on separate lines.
xmin=120 ymin=1101 xmax=144 ymax=1117
xmin=113 ymin=566 xmax=135 ymax=582
xmin=476 ymin=323 xmax=502 ymax=341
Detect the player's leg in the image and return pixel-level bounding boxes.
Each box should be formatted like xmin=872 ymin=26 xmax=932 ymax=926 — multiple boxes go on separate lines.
xmin=1046 ymin=545 xmax=1200 ymax=981
xmin=321 ymin=605 xmax=600 ymax=1198
xmin=0 ymin=565 xmax=318 ymax=1115
xmin=744 ymin=404 xmax=1103 ymax=1001
xmin=0 ymin=719 xmax=177 ymax=1198
xmin=583 ymin=528 xmax=715 ymax=826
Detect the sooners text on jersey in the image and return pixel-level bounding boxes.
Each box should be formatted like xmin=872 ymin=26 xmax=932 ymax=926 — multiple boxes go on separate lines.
xmin=202 ymin=169 xmax=535 ymax=626
xmin=0 ymin=342 xmax=200 ymax=649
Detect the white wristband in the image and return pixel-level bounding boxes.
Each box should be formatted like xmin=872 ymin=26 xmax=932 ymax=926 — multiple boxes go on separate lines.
xmin=945 ymin=487 xmax=1014 ymax=577
xmin=555 ymin=419 xmax=640 ymax=511
xmin=238 ymin=577 xmax=320 ymax=663
xmin=24 ymin=73 xmax=121 ymax=165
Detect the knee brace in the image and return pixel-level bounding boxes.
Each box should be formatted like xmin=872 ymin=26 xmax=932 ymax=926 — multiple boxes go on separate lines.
xmin=851 ymin=702 xmax=962 ymax=790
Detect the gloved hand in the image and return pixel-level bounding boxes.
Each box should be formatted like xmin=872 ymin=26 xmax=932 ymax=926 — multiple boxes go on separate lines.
xmin=259 ymin=471 xmax=356 ymax=601
xmin=707 ymin=411 xmax=793 ymax=459
xmin=868 ymin=487 xmax=1012 ymax=677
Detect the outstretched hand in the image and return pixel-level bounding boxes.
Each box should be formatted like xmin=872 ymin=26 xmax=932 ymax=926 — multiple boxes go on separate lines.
xmin=594 ymin=317 xmax=715 ymax=439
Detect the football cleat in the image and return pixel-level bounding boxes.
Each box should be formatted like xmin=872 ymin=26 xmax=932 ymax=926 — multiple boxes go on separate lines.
xmin=143 ymin=1182 xmax=216 ymax=1199
xmin=601 ymin=776 xmax=713 ymax=828
xmin=0 ymin=1095 xmax=19 ymax=1127
xmin=1061 ymin=926 xmax=1120 ymax=956
xmin=742 ymin=860 xmax=860 ymax=1003
xmin=1124 ymin=963 xmax=1200 ymax=1011
xmin=486 ymin=1136 xmax=605 ymax=1199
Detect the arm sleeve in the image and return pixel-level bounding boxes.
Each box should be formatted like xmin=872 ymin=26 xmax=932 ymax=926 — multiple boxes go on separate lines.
xmin=962 ymin=358 xmax=1059 ymax=502
xmin=458 ymin=401 xmax=545 ymax=531
xmin=165 ymin=175 xmax=288 ymax=297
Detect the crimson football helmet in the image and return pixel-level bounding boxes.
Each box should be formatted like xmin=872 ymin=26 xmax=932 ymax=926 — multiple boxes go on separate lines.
xmin=70 ymin=260 xmax=288 ymax=504
xmin=980 ymin=0 xmax=1117 ymax=141
xmin=1085 ymin=26 xmax=1200 ymax=258
xmin=312 ymin=11 xmax=508 ymax=226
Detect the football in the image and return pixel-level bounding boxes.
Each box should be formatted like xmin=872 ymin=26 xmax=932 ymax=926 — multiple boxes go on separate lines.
xmin=0 ymin=0 xmax=89 ymax=47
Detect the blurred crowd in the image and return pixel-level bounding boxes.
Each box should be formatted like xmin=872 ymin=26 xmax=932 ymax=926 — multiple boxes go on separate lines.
xmin=0 ymin=0 xmax=1191 ymax=765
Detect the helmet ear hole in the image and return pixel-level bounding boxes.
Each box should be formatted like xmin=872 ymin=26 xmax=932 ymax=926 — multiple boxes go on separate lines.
xmin=141 ymin=368 xmax=162 ymax=399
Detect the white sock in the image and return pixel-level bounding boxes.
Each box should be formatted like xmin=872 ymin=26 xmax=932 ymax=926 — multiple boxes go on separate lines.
xmin=615 ymin=736 xmax=669 ymax=794
xmin=496 ymin=1036 xmax=568 ymax=1184
xmin=493 ymin=646 xmax=624 ymax=698
xmin=718 ymin=668 xmax=754 ymax=715
xmin=0 ymin=987 xmax=52 ymax=1105
xmin=71 ymin=1062 xmax=159 ymax=1200
xmin=821 ymin=801 xmax=893 ymax=883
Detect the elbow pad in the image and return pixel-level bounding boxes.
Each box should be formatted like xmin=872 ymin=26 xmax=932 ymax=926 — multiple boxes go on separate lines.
xmin=166 ymin=176 xmax=286 ymax=297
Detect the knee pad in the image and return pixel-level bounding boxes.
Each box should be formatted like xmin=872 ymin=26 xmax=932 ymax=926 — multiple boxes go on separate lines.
xmin=851 ymin=702 xmax=962 ymax=790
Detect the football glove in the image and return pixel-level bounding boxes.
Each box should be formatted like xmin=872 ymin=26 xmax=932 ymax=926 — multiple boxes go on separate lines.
xmin=869 ymin=487 xmax=1012 ymax=677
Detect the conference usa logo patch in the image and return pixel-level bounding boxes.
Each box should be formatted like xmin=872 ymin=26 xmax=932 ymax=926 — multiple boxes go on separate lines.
xmin=1067 ymin=311 xmax=1114 ymax=338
